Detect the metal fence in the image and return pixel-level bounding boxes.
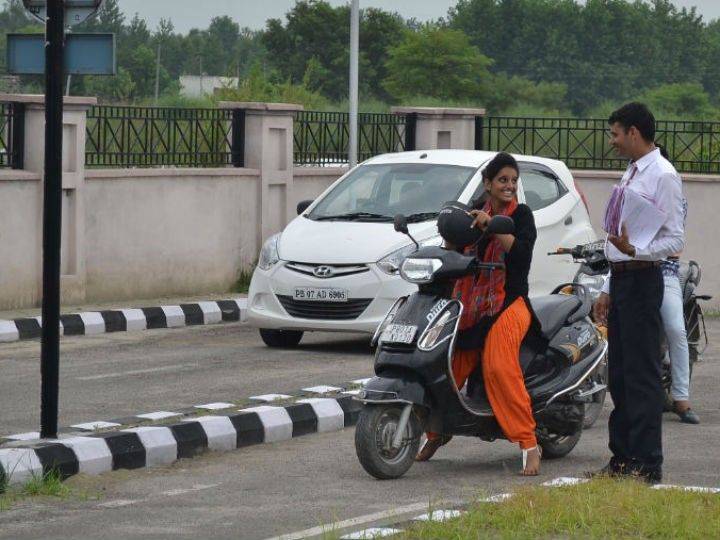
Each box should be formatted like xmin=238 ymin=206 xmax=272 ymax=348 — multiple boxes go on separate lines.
xmin=85 ymin=106 xmax=234 ymax=168
xmin=294 ymin=111 xmax=410 ymax=166
xmin=482 ymin=116 xmax=720 ymax=174
xmin=0 ymin=102 xmax=24 ymax=169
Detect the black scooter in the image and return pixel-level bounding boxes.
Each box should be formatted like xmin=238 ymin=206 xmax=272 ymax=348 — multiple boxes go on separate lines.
xmin=354 ymin=215 xmax=608 ymax=480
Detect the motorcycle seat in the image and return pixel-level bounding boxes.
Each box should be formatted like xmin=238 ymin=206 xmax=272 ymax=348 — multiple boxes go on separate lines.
xmin=530 ymin=295 xmax=582 ymax=339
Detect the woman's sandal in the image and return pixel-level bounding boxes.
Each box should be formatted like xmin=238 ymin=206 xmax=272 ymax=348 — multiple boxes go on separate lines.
xmin=415 ymin=435 xmax=453 ymax=462
xmin=520 ymin=446 xmax=542 ymax=476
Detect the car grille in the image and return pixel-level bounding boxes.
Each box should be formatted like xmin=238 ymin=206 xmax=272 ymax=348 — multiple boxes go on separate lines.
xmin=284 ymin=262 xmax=370 ymax=279
xmin=276 ymin=295 xmax=372 ymax=320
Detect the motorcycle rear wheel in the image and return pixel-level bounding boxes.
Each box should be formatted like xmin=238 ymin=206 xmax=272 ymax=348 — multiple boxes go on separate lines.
xmin=355 ymin=404 xmax=421 ymax=480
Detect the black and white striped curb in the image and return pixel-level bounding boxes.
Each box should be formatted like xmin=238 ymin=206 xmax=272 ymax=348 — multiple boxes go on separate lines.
xmin=0 ymin=380 xmax=370 ymax=444
xmin=0 ymin=395 xmax=362 ymax=486
xmin=0 ymin=298 xmax=247 ymax=343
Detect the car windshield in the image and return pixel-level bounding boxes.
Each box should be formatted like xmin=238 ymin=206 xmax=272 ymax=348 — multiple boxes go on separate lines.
xmin=307 ymin=163 xmax=477 ymax=222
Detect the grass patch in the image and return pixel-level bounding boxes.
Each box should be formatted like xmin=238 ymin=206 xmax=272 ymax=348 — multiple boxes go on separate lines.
xmin=704 ymin=309 xmax=720 ymax=319
xmin=402 ymin=479 xmax=720 ymax=540
xmin=232 ymin=265 xmax=255 ymax=294
xmin=0 ymin=469 xmax=72 ymax=511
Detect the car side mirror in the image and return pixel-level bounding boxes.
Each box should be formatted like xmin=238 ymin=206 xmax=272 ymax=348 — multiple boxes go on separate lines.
xmin=394 ymin=214 xmax=409 ymax=235
xmin=486 ymin=215 xmax=515 ymax=235
xmin=297 ymin=200 xmax=313 ymax=215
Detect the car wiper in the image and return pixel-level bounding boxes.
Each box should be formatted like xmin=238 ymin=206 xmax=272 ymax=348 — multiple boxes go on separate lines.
xmin=312 ymin=212 xmax=393 ymax=221
xmin=404 ymin=211 xmax=439 ymax=223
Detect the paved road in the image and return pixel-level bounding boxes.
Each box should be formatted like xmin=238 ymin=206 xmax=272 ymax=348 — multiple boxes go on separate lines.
xmin=0 ymin=324 xmax=374 ymax=436
xmin=0 ymin=321 xmax=718 ymax=539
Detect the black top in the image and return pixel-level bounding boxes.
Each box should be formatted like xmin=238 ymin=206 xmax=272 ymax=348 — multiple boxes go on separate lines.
xmin=474 ymin=203 xmax=536 ymax=307
xmin=456 ymin=203 xmax=545 ymax=351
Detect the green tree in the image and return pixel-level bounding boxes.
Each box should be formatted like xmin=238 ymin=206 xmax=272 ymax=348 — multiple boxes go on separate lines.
xmin=383 ymin=26 xmax=492 ymax=101
xmin=638 ymin=83 xmax=714 ymax=119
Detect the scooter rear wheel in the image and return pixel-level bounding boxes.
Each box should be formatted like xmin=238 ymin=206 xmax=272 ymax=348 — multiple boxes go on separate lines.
xmin=355 ymin=404 xmax=421 ymax=480
xmin=537 ymin=428 xmax=582 ymax=459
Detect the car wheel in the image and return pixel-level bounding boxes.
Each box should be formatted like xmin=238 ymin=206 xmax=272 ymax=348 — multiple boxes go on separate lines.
xmin=259 ymin=329 xmax=304 ymax=348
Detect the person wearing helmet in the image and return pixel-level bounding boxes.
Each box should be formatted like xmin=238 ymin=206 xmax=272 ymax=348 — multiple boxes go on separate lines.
xmin=416 ymin=152 xmax=545 ymax=476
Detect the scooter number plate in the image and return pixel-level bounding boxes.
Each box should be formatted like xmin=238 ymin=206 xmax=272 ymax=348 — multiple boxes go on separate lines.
xmin=381 ymin=324 xmax=417 ymax=344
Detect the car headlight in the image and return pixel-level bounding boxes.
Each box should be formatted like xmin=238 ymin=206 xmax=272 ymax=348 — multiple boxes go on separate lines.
xmin=577 ymin=273 xmax=606 ymax=302
xmin=258 ymin=233 xmax=281 ymax=270
xmin=377 ymin=235 xmax=442 ymax=275
xmin=400 ymin=258 xmax=442 ymax=284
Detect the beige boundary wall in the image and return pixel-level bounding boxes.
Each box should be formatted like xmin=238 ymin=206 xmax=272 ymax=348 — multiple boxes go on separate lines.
xmin=0 ymin=96 xmax=718 ymax=309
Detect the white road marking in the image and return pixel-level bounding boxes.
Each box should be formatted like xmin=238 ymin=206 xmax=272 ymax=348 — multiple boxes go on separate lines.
xmin=341 ymin=528 xmax=402 ymax=539
xmin=194 ymin=402 xmax=235 ymax=411
xmin=76 ymin=363 xmax=197 ymax=381
xmin=263 ymin=502 xmax=430 ymax=540
xmin=302 ymin=385 xmax=343 ymax=394
xmin=653 ymin=484 xmax=720 ymax=494
xmin=413 ymin=509 xmax=463 ymax=522
xmin=97 ymin=499 xmax=141 ymax=508
xmin=250 ymin=394 xmax=293 ymax=402
xmin=71 ymin=421 xmax=122 ymax=431
xmin=160 ymin=483 xmax=219 ymax=497
xmin=543 ymin=477 xmax=589 ymax=487
xmin=479 ymin=493 xmax=513 ymax=503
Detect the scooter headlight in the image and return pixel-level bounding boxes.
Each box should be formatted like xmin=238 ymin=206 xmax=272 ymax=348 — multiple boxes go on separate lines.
xmin=577 ymin=273 xmax=606 ymax=302
xmin=400 ymin=258 xmax=442 ymax=284
xmin=418 ymin=309 xmax=454 ymax=350
xmin=376 ymin=236 xmax=442 ymax=275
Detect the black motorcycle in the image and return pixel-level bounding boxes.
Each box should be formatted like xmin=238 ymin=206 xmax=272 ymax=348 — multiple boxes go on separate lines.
xmin=552 ymin=242 xmax=711 ymax=423
xmin=354 ymin=215 xmax=608 ymax=480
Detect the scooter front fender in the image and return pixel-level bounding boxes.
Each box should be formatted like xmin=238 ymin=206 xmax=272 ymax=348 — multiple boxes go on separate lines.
xmin=356 ymin=374 xmax=431 ymax=409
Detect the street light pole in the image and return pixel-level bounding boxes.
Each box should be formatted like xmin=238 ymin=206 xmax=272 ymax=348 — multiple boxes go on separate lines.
xmin=349 ymin=0 xmax=359 ymax=168
xmin=40 ymin=0 xmax=65 ymax=440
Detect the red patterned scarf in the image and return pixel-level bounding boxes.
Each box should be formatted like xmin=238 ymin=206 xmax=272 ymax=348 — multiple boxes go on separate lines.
xmin=453 ymin=198 xmax=518 ymax=330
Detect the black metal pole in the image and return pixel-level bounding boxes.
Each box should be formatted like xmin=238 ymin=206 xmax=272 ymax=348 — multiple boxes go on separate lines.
xmin=40 ymin=0 xmax=65 ymax=440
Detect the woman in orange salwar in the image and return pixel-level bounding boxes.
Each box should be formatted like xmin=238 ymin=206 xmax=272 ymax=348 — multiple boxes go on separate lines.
xmin=415 ymin=152 xmax=544 ymax=476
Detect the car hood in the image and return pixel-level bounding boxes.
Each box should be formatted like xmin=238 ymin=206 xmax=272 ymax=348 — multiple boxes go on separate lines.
xmin=278 ymin=216 xmax=439 ymax=264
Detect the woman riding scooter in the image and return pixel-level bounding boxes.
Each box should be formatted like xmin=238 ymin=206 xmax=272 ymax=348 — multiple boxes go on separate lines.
xmin=415 ymin=152 xmax=545 ymax=476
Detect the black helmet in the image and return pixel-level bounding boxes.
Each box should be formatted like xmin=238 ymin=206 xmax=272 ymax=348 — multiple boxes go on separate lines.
xmin=437 ymin=201 xmax=482 ymax=248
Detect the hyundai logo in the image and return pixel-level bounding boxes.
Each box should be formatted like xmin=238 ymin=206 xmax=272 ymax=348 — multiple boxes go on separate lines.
xmin=313 ymin=265 xmax=335 ymax=278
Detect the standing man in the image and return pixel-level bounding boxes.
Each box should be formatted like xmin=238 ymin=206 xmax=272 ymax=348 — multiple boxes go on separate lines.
xmin=592 ymin=103 xmax=685 ymax=483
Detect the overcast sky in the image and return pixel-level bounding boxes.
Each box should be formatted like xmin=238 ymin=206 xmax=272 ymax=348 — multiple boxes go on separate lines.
xmin=118 ymin=0 xmax=720 ymax=33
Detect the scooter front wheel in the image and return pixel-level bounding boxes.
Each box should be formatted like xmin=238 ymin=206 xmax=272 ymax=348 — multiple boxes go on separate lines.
xmin=355 ymin=404 xmax=421 ymax=480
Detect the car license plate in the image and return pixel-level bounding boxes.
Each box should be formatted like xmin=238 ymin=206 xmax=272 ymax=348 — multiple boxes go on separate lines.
xmin=293 ymin=287 xmax=348 ymax=302
xmin=381 ymin=324 xmax=417 ymax=344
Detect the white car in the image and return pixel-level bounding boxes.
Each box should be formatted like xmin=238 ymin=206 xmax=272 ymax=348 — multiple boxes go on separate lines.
xmin=247 ymin=150 xmax=596 ymax=347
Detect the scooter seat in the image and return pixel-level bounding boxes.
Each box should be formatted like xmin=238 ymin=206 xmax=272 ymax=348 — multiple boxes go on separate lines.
xmin=530 ymin=295 xmax=582 ymax=339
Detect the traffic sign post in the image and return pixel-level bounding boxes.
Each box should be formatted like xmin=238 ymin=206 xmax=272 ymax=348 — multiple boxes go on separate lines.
xmin=21 ymin=0 xmax=105 ymax=439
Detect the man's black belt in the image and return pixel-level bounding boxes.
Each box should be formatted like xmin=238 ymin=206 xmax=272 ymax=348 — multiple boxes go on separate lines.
xmin=610 ymin=260 xmax=661 ymax=273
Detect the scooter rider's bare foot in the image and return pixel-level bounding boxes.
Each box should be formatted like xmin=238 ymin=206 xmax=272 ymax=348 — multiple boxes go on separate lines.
xmin=521 ymin=446 xmax=541 ymax=476
xmin=415 ymin=435 xmax=452 ymax=462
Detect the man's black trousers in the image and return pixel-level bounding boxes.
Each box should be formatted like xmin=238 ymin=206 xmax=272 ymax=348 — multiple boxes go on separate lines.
xmin=608 ymin=266 xmax=664 ymax=471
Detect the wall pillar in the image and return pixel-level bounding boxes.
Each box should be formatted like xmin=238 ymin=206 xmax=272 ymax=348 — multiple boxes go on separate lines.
xmin=220 ymin=101 xmax=303 ymax=246
xmin=0 ymin=94 xmax=97 ymax=305
xmin=391 ymin=106 xmax=486 ymax=151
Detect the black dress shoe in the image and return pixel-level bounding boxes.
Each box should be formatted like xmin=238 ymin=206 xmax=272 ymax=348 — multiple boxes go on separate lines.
xmin=585 ymin=457 xmax=627 ymax=479
xmin=625 ymin=461 xmax=663 ymax=484
xmin=676 ymin=408 xmax=700 ymax=425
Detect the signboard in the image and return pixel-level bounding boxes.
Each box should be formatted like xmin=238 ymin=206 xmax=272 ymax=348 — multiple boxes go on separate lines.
xmin=23 ymin=0 xmax=103 ymax=27
xmin=7 ymin=33 xmax=116 ymax=75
